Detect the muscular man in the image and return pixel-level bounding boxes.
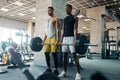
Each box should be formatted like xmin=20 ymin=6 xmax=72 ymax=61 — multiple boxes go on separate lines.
xmin=43 ymin=6 xmax=59 ymax=75
xmin=58 ymin=4 xmax=81 ymax=80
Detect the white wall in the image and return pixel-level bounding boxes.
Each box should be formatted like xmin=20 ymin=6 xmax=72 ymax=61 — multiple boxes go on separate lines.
xmin=0 ymin=18 xmax=27 ymax=30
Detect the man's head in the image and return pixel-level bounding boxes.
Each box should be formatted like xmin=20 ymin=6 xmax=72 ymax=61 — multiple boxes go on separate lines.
xmin=48 ymin=6 xmax=54 ymax=16
xmin=65 ymin=4 xmax=72 ymax=15
xmin=11 ymin=42 xmax=17 ymax=49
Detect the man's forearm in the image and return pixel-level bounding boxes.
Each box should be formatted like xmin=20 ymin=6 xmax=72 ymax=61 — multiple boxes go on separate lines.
xmin=56 ymin=30 xmax=59 ymax=42
xmin=43 ymin=35 xmax=47 ymax=42
xmin=61 ymin=30 xmax=64 ymax=42
xmin=74 ymin=29 xmax=77 ymax=40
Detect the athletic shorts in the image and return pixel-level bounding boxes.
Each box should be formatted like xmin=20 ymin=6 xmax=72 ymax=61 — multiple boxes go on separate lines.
xmin=62 ymin=37 xmax=76 ymax=53
xmin=44 ymin=38 xmax=59 ymax=53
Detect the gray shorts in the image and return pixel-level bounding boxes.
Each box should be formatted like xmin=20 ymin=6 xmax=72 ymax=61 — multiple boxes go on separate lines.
xmin=62 ymin=37 xmax=76 ymax=53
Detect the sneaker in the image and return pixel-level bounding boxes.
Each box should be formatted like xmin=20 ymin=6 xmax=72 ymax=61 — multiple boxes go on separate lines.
xmin=58 ymin=71 xmax=66 ymax=77
xmin=53 ymin=70 xmax=59 ymax=75
xmin=44 ymin=69 xmax=52 ymax=73
xmin=75 ymin=73 xmax=81 ymax=80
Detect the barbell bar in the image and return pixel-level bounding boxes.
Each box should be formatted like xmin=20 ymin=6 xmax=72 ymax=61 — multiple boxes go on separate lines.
xmin=30 ymin=36 xmax=116 ymax=55
xmin=30 ymin=35 xmax=88 ymax=55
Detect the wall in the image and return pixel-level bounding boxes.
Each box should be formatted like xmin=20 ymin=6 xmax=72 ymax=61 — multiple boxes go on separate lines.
xmin=87 ymin=6 xmax=106 ymax=53
xmin=0 ymin=18 xmax=27 ymax=30
xmin=52 ymin=0 xmax=66 ymax=19
xmin=78 ymin=20 xmax=90 ymax=33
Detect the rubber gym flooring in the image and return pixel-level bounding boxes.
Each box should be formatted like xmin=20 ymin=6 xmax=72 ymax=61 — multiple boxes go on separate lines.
xmin=0 ymin=57 xmax=120 ymax=80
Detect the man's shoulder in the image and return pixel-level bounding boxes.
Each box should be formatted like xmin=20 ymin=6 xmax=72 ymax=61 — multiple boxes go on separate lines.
xmin=73 ymin=16 xmax=78 ymax=21
xmin=53 ymin=16 xmax=59 ymax=20
xmin=52 ymin=17 xmax=59 ymax=22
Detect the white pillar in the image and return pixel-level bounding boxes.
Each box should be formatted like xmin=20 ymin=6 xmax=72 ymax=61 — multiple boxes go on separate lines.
xmin=87 ymin=6 xmax=106 ymax=54
xmin=27 ymin=21 xmax=35 ymax=38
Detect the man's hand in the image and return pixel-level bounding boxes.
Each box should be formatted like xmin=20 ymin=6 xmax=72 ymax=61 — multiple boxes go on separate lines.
xmin=55 ymin=40 xmax=59 ymax=45
xmin=58 ymin=40 xmax=62 ymax=45
xmin=41 ymin=41 xmax=44 ymax=45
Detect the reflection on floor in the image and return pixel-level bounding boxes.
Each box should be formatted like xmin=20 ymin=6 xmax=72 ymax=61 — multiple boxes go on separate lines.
xmin=0 ymin=57 xmax=120 ymax=80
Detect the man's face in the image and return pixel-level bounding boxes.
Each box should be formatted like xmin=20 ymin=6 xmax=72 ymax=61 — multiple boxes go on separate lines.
xmin=48 ymin=8 xmax=53 ymax=16
xmin=65 ymin=6 xmax=72 ymax=14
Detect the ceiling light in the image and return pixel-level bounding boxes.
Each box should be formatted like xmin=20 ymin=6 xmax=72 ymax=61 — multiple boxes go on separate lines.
xmin=13 ymin=1 xmax=24 ymax=6
xmin=79 ymin=31 xmax=83 ymax=33
xmin=84 ymin=19 xmax=90 ymax=21
xmin=10 ymin=15 xmax=13 ymax=16
xmin=29 ymin=8 xmax=36 ymax=12
xmin=91 ymin=3 xmax=95 ymax=5
xmin=82 ymin=27 xmax=87 ymax=29
xmin=32 ymin=17 xmax=36 ymax=19
xmin=77 ymin=14 xmax=84 ymax=18
xmin=114 ymin=0 xmax=116 ymax=1
xmin=18 ymin=13 xmax=25 ymax=16
xmin=0 ymin=8 xmax=9 ymax=12
xmin=119 ymin=8 xmax=120 ymax=10
xmin=86 ymin=28 xmax=90 ymax=31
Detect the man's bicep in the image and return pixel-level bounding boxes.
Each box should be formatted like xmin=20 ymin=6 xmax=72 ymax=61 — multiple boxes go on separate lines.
xmin=74 ymin=17 xmax=78 ymax=29
xmin=56 ymin=18 xmax=59 ymax=29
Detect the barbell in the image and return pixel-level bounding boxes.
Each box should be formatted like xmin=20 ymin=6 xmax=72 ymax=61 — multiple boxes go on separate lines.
xmin=30 ymin=35 xmax=89 ymax=55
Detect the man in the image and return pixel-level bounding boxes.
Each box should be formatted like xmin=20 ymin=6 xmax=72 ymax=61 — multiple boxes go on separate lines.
xmin=42 ymin=6 xmax=59 ymax=75
xmin=58 ymin=4 xmax=81 ymax=80
xmin=7 ymin=42 xmax=22 ymax=66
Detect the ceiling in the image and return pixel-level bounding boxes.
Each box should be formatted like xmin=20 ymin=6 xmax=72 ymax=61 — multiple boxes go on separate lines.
xmin=0 ymin=0 xmax=119 ymax=23
xmin=0 ymin=0 xmax=120 ymax=22
xmin=0 ymin=0 xmax=36 ymax=23
xmin=68 ymin=0 xmax=120 ymax=22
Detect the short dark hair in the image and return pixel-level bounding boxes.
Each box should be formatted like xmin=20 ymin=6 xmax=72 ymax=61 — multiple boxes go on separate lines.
xmin=65 ymin=4 xmax=72 ymax=9
xmin=48 ymin=6 xmax=54 ymax=11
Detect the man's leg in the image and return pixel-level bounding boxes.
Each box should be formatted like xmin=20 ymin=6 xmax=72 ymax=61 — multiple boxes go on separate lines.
xmin=58 ymin=52 xmax=68 ymax=77
xmin=73 ymin=53 xmax=80 ymax=73
xmin=52 ymin=53 xmax=59 ymax=75
xmin=44 ymin=38 xmax=52 ymax=72
xmin=63 ymin=52 xmax=68 ymax=72
xmin=69 ymin=37 xmax=81 ymax=80
xmin=51 ymin=38 xmax=59 ymax=75
xmin=44 ymin=52 xmax=52 ymax=73
xmin=59 ymin=37 xmax=68 ymax=77
xmin=71 ymin=53 xmax=81 ymax=80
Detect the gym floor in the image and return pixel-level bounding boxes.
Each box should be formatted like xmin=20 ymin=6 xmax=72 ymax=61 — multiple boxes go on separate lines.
xmin=0 ymin=57 xmax=120 ymax=80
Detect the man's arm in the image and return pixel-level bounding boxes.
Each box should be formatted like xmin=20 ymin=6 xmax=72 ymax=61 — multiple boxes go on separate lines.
xmin=42 ymin=33 xmax=47 ymax=44
xmin=55 ymin=18 xmax=59 ymax=42
xmin=61 ymin=25 xmax=64 ymax=43
xmin=74 ymin=17 xmax=78 ymax=41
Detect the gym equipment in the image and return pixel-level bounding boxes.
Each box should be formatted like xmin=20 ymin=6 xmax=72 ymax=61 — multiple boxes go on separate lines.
xmin=0 ymin=63 xmax=7 ymax=74
xmin=30 ymin=35 xmax=88 ymax=55
xmin=118 ymin=40 xmax=120 ymax=46
xmin=7 ymin=48 xmax=30 ymax=69
xmin=2 ymin=53 xmax=9 ymax=65
xmin=74 ymin=9 xmax=80 ymax=16
xmin=1 ymin=41 xmax=9 ymax=51
xmin=16 ymin=29 xmax=34 ymax=62
xmin=75 ymin=35 xmax=88 ymax=55
xmin=0 ymin=52 xmax=8 ymax=74
xmin=30 ymin=37 xmax=43 ymax=52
